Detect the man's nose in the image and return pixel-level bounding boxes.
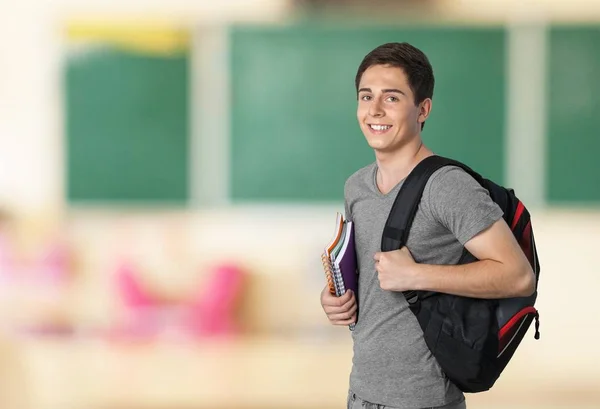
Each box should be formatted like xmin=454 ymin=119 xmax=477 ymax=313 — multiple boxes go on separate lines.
xmin=369 ymin=100 xmax=384 ymax=117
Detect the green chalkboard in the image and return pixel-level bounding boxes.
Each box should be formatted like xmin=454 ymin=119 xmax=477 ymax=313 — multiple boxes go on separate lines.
xmin=66 ymin=48 xmax=189 ymax=203
xmin=548 ymin=26 xmax=600 ymax=204
xmin=230 ymin=24 xmax=505 ymax=202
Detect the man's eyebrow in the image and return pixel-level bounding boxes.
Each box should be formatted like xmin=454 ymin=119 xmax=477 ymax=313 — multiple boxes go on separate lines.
xmin=357 ymin=87 xmax=406 ymax=95
xmin=382 ymin=88 xmax=406 ymax=95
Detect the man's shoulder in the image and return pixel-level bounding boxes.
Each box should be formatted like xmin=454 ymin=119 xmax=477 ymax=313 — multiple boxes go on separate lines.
xmin=425 ymin=165 xmax=478 ymax=193
xmin=422 ymin=163 xmax=499 ymax=217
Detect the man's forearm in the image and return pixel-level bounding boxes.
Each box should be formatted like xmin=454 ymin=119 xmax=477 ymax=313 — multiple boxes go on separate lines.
xmin=412 ymin=259 xmax=534 ymax=299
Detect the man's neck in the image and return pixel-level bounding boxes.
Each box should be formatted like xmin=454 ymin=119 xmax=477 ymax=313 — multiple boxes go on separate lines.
xmin=375 ymin=139 xmax=433 ymax=195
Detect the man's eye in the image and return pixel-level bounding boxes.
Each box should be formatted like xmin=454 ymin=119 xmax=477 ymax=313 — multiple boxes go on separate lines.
xmin=360 ymin=95 xmax=372 ymax=101
xmin=386 ymin=96 xmax=399 ymax=102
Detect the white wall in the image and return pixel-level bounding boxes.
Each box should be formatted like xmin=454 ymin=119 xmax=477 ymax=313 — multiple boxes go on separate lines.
xmin=442 ymin=0 xmax=600 ymax=22
xmin=0 ymin=2 xmax=62 ymax=215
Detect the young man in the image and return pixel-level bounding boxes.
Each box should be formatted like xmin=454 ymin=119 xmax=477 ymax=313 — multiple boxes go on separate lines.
xmin=320 ymin=42 xmax=535 ymax=409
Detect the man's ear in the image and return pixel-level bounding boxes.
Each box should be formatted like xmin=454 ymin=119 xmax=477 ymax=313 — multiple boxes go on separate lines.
xmin=417 ymin=98 xmax=432 ymax=126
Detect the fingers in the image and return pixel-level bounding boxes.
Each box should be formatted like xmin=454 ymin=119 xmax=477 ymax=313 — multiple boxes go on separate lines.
xmin=330 ymin=313 xmax=357 ymax=326
xmin=327 ymin=302 xmax=358 ymax=322
xmin=321 ymin=287 xmax=354 ymax=307
xmin=324 ymin=296 xmax=356 ymax=314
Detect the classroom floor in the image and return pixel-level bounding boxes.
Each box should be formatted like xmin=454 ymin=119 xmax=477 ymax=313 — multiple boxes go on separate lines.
xmin=2 ymin=334 xmax=597 ymax=409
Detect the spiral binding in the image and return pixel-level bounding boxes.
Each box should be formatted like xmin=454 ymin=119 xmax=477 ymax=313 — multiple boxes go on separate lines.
xmin=332 ymin=264 xmax=346 ymax=297
xmin=321 ymin=252 xmax=336 ymax=294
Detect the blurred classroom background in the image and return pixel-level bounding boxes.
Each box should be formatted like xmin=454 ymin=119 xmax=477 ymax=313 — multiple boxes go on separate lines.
xmin=0 ymin=0 xmax=599 ymax=408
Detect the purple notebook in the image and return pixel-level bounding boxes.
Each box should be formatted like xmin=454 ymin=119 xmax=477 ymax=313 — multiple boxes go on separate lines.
xmin=332 ymin=221 xmax=358 ymax=296
xmin=331 ymin=221 xmax=359 ymax=329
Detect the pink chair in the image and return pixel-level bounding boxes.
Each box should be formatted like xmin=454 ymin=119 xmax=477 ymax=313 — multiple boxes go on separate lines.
xmin=112 ymin=260 xmax=164 ymax=339
xmin=114 ymin=261 xmax=158 ymax=309
xmin=186 ymin=263 xmax=246 ymax=337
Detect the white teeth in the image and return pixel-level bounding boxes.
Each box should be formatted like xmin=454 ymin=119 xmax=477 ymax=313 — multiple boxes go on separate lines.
xmin=370 ymin=124 xmax=391 ymax=131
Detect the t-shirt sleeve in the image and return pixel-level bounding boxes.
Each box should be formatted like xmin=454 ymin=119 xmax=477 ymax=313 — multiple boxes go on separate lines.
xmin=423 ymin=166 xmax=504 ymax=245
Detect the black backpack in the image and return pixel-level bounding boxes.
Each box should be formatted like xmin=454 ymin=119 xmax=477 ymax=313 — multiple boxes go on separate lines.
xmin=381 ymin=155 xmax=540 ymax=393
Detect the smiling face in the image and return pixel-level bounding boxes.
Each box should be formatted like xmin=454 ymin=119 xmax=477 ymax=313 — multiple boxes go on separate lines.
xmin=356 ymin=64 xmax=431 ymax=154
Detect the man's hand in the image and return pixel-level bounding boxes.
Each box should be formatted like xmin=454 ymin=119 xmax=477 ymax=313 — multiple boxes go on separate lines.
xmin=374 ymin=247 xmax=419 ymax=292
xmin=320 ymin=286 xmax=357 ymax=326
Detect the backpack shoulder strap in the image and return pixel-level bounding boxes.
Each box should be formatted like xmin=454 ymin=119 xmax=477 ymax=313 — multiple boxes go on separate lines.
xmin=381 ymin=155 xmax=482 ymax=303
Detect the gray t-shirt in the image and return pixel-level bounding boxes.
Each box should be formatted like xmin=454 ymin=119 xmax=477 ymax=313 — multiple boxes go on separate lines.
xmin=344 ymin=161 xmax=504 ymax=409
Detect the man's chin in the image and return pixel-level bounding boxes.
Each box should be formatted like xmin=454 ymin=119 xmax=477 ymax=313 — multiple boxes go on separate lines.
xmin=366 ymin=139 xmax=391 ymax=152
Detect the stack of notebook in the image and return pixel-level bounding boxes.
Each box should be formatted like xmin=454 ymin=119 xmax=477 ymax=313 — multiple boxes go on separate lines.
xmin=321 ymin=213 xmax=359 ymax=330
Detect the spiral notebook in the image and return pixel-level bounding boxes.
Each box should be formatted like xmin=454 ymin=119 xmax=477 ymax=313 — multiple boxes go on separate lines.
xmin=321 ymin=213 xmax=359 ymax=330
